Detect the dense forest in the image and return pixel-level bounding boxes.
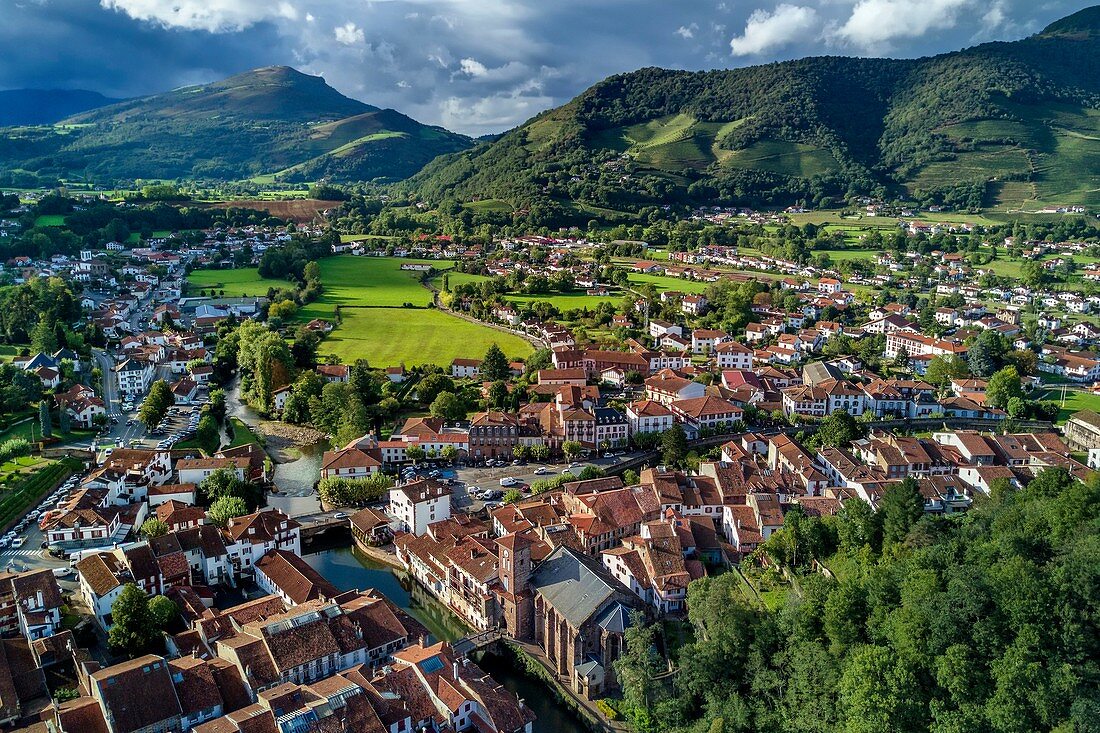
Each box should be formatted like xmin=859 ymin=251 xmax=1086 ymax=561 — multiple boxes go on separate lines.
xmin=615 ymin=467 xmax=1100 ymax=733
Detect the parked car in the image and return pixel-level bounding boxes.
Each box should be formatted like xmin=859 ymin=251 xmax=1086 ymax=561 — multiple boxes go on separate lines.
xmin=533 ymin=467 xmax=550 ymax=475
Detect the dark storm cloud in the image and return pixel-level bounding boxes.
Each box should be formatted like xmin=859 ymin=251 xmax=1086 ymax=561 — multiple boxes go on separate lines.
xmin=1 ymin=0 xmax=1096 ymax=135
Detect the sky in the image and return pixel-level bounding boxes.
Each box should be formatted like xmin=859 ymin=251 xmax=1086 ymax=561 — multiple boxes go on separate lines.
xmin=1 ymin=0 xmax=1095 ymax=136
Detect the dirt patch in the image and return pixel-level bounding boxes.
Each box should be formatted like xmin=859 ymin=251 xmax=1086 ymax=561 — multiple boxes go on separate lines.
xmin=254 ymin=420 xmax=327 ymax=462
xmin=205 ymin=199 xmax=341 ymax=224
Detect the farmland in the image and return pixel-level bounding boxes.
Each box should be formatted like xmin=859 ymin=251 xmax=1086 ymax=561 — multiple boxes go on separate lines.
xmin=188 ymin=268 xmax=290 ymax=297
xmin=205 ymin=255 xmax=527 ymax=366
xmin=296 ymin=256 xmax=454 ymax=320
xmin=627 ymin=273 xmax=713 ymax=293
xmin=317 ymin=307 xmax=532 ymax=366
xmin=504 ymin=292 xmax=622 ymax=311
xmin=205 ymin=198 xmax=341 ymax=224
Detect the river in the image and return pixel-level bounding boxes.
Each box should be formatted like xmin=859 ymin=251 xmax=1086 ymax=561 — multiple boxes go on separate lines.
xmin=304 ymin=545 xmax=589 ymax=733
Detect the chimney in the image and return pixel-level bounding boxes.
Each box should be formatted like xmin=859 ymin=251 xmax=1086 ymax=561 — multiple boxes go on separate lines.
xmin=453 ymin=661 xmax=459 ymax=678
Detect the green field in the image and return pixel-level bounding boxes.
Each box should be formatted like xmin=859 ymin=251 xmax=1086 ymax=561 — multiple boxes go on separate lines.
xmin=504 ymin=292 xmax=621 ymax=311
xmin=1042 ymin=388 xmax=1100 ymax=423
xmin=588 ymin=114 xmax=840 ymax=177
xmin=627 ymin=273 xmax=712 ymax=293
xmin=318 ymin=307 xmax=533 ymax=366
xmin=434 ymin=272 xmax=495 ymax=289
xmin=188 ymin=268 xmax=290 ymax=297
xmin=34 ymin=215 xmax=66 ymax=227
xmin=296 ymin=256 xmax=455 ymax=320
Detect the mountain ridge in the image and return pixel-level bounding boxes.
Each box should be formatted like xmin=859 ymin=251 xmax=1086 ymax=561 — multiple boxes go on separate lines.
xmin=408 ymin=7 xmax=1100 ymax=217
xmin=0 ymin=65 xmax=470 ymax=184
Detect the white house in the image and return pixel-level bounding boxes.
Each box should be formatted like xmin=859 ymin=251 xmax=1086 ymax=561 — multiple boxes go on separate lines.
xmin=389 ymin=478 xmax=452 ymax=536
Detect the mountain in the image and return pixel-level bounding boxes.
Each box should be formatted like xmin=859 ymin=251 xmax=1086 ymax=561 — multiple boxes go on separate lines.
xmin=410 ymin=7 xmax=1100 ymax=217
xmin=0 ymin=66 xmax=471 ymax=184
xmin=0 ymin=89 xmax=122 ymax=126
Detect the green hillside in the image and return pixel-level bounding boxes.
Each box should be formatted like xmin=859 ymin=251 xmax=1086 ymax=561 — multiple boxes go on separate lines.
xmin=409 ymin=6 xmax=1100 ymax=216
xmin=0 ymin=66 xmax=471 ymax=184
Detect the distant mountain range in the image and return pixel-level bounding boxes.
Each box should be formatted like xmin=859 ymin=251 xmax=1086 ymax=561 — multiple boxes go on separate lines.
xmin=0 ymin=66 xmax=471 ymax=184
xmin=0 ymin=89 xmax=122 ymax=126
xmin=409 ymin=6 xmax=1100 ymax=216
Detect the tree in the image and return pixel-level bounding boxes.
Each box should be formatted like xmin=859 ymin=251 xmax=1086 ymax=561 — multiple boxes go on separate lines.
xmin=207 ymin=388 xmax=227 ymax=423
xmin=1004 ymin=348 xmax=1038 ymax=377
xmin=481 ymin=343 xmax=510 ymax=381
xmin=530 ymin=444 xmax=550 ymax=461
xmin=208 ymin=496 xmax=248 ymax=527
xmin=562 ymin=441 xmax=583 ymax=461
xmin=107 ymin=584 xmax=173 ymax=656
xmin=985 ymin=366 xmax=1024 ymax=409
xmin=418 ymin=373 xmax=455 ymax=404
xmin=140 ymin=518 xmax=169 ymax=538
xmin=502 ymin=488 xmax=523 ymax=503
xmin=661 ymin=424 xmax=688 ymax=467
xmin=198 ymin=468 xmax=262 ymax=509
xmin=148 ymin=595 xmax=178 ymax=630
xmin=196 ymin=414 xmax=220 ymax=454
xmin=968 ymin=330 xmax=1008 ymax=378
xmin=39 ymin=401 xmax=51 ymax=439
xmin=30 ymin=318 xmax=58 ymax=353
xmin=622 ymin=469 xmax=640 ymax=485
xmin=441 ymin=445 xmax=458 ymax=462
xmin=430 ymin=391 xmax=467 ymax=421
xmin=58 ymin=406 xmax=70 ymax=434
xmin=139 ymin=379 xmax=174 ymax=429
xmin=880 ymin=477 xmax=924 ymax=548
xmin=406 ymin=445 xmax=425 ymax=464
xmin=925 ymin=354 xmax=970 ymax=386
xmin=487 ymin=380 xmax=509 ymax=409
xmin=810 ymin=410 xmax=863 ymax=449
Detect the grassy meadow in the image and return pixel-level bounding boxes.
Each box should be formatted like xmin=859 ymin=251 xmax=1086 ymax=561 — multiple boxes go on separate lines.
xmin=188 ymin=268 xmax=290 ymax=297
xmin=319 ymin=307 xmax=532 ymax=366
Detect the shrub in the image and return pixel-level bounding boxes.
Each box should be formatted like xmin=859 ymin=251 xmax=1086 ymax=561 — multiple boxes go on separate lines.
xmin=0 ymin=438 xmax=30 ymax=464
xmin=317 ymin=474 xmax=395 ymax=508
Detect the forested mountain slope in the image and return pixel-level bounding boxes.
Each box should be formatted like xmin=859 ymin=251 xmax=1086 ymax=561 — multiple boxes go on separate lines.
xmin=410 ymin=7 xmax=1100 ymax=217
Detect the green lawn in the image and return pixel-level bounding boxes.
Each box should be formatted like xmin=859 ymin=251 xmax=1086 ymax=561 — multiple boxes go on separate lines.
xmin=318 ymin=307 xmax=533 ymax=367
xmin=227 ymin=417 xmax=262 ymax=448
xmin=187 ymin=268 xmax=290 ymax=297
xmin=297 ymin=256 xmax=455 ymax=320
xmin=504 ymin=292 xmax=621 ymax=311
xmin=434 ymin=272 xmax=494 ymax=289
xmin=1041 ymin=388 xmax=1100 ymax=423
xmin=627 ymin=273 xmax=711 ymax=293
xmin=34 ymin=215 xmax=66 ymax=227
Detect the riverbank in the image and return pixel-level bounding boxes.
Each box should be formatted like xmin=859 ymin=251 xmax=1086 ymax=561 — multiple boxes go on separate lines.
xmin=303 ymin=543 xmax=589 ymax=733
xmin=254 ymin=420 xmax=327 ymax=463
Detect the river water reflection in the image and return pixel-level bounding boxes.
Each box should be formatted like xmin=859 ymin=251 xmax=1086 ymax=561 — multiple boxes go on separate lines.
xmin=303 ymin=545 xmax=588 ymax=733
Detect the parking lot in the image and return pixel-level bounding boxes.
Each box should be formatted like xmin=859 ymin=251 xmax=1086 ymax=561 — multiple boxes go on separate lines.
xmin=0 ymin=472 xmax=83 ymax=577
xmin=395 ymin=452 xmax=641 ymax=515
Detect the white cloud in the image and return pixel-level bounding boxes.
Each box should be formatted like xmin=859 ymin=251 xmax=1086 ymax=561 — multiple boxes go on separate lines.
xmin=334 ymin=21 xmax=364 ymax=45
xmin=675 ymin=24 xmax=696 ymax=39
xmin=459 ymin=57 xmax=488 ymax=77
xmin=730 ymin=4 xmax=818 ymax=56
xmin=833 ymin=0 xmax=973 ymax=49
xmin=99 ymin=0 xmax=297 ymax=32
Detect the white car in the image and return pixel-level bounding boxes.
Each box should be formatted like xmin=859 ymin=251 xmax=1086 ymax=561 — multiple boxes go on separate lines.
xmin=499 ymin=477 xmax=519 ymax=487
xmin=11 ymin=538 xmax=25 ymax=549
xmin=533 ymin=467 xmax=550 ymax=475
